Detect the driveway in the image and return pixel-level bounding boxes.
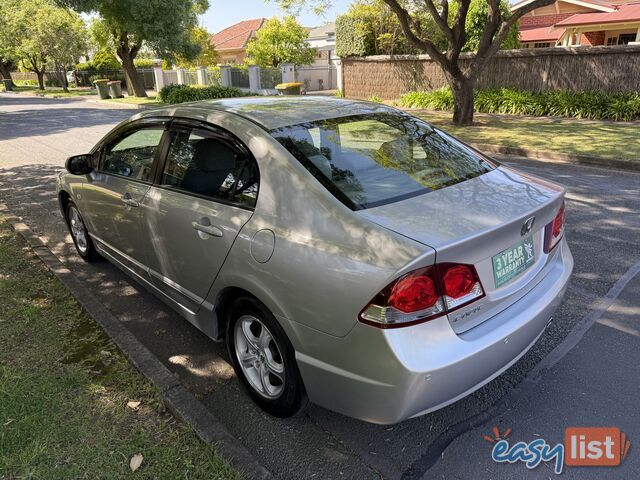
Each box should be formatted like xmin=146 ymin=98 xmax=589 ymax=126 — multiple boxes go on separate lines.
xmin=1 ymin=93 xmax=639 ymax=479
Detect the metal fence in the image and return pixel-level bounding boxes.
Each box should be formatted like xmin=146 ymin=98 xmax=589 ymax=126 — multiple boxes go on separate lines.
xmin=184 ymin=70 xmax=198 ymax=85
xmin=163 ymin=70 xmax=178 ymax=86
xmin=206 ymin=68 xmax=222 ymax=86
xmin=295 ymin=65 xmax=337 ymax=92
xmin=73 ymin=69 xmax=155 ymax=90
xmin=260 ymin=68 xmax=281 ymax=89
xmin=230 ymin=68 xmax=250 ymax=89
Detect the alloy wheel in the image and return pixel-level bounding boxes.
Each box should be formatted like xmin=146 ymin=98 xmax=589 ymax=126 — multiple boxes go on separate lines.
xmin=234 ymin=315 xmax=285 ymax=399
xmin=68 ymin=206 xmax=88 ymax=253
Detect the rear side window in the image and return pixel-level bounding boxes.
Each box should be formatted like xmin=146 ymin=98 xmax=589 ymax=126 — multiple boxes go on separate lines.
xmin=160 ymin=129 xmax=258 ymax=208
xmin=270 ymin=113 xmax=495 ymax=209
xmin=102 ymin=128 xmax=164 ymax=182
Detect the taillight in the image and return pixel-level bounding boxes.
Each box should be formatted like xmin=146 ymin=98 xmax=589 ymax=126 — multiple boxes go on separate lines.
xmin=358 ymin=263 xmax=484 ymax=329
xmin=544 ymin=201 xmax=565 ymax=253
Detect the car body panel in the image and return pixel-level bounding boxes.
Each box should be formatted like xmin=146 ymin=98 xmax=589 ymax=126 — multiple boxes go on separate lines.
xmin=141 ymin=186 xmax=254 ymax=313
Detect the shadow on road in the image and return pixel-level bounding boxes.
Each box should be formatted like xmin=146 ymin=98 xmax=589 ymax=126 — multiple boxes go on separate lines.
xmin=0 ymin=95 xmax=132 ymax=141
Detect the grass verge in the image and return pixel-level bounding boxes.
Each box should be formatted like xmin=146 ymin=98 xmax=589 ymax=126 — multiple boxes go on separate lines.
xmin=102 ymin=96 xmax=164 ymax=106
xmin=0 ymin=85 xmax=97 ymax=98
xmin=0 ymin=216 xmax=239 ymax=479
xmin=414 ymin=111 xmax=640 ymax=162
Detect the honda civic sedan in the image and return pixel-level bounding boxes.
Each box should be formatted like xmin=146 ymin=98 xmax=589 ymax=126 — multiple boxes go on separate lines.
xmin=57 ymin=97 xmax=573 ymax=424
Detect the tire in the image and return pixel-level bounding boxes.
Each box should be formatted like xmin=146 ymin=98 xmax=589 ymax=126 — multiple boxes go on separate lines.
xmin=66 ymin=201 xmax=100 ymax=262
xmin=226 ymin=296 xmax=308 ymax=417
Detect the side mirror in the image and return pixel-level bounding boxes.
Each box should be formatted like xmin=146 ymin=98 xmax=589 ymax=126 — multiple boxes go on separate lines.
xmin=65 ymin=154 xmax=93 ymax=175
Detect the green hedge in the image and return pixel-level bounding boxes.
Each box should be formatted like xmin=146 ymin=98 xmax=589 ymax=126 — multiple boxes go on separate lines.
xmin=400 ymin=87 xmax=640 ymax=121
xmin=158 ymin=84 xmax=248 ymax=104
xmin=335 ymin=15 xmax=371 ymax=57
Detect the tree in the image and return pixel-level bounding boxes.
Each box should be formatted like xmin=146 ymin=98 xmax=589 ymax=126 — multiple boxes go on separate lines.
xmin=3 ymin=0 xmax=86 ymax=90
xmin=336 ymin=0 xmax=446 ymax=57
xmin=59 ymin=0 xmax=208 ymax=97
xmin=0 ymin=0 xmax=20 ymax=87
xmin=245 ymin=16 xmax=316 ymax=67
xmin=277 ymin=0 xmax=555 ymax=125
xmin=39 ymin=7 xmax=87 ymax=92
xmin=174 ymin=27 xmax=219 ymax=68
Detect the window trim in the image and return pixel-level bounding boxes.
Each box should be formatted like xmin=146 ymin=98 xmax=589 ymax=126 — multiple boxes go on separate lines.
xmin=93 ymin=118 xmax=171 ymax=186
xmin=152 ymin=118 xmax=260 ymax=211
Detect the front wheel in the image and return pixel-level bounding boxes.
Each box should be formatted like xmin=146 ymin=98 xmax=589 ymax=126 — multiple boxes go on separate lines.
xmin=226 ymin=297 xmax=308 ymax=417
xmin=66 ymin=201 xmax=99 ymax=262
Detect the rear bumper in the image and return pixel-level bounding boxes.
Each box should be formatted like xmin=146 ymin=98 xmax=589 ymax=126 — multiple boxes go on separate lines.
xmin=291 ymin=238 xmax=573 ymax=424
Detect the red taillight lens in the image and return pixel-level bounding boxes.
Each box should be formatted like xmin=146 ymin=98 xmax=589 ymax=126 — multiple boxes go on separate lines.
xmin=389 ymin=273 xmax=438 ymax=312
xmin=544 ymin=201 xmax=565 ymax=253
xmin=359 ymin=263 xmax=484 ymax=329
xmin=442 ymin=265 xmax=475 ymax=299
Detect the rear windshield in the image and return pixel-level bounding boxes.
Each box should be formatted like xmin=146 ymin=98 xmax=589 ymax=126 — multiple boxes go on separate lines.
xmin=270 ymin=112 xmax=495 ymax=210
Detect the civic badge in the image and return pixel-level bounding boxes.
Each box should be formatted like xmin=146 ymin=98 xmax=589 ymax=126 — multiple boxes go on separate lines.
xmin=521 ymin=216 xmax=535 ymax=236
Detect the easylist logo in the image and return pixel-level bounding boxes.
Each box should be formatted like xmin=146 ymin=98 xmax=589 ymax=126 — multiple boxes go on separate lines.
xmin=565 ymin=427 xmax=631 ymax=467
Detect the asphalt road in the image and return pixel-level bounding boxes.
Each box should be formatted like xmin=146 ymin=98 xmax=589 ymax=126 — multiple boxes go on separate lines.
xmin=1 ymin=93 xmax=639 ymax=479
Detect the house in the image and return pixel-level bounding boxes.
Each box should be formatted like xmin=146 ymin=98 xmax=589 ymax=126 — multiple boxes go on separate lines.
xmin=514 ymin=0 xmax=640 ymax=48
xmin=210 ymin=18 xmax=265 ymax=64
xmin=306 ymin=22 xmax=339 ymax=66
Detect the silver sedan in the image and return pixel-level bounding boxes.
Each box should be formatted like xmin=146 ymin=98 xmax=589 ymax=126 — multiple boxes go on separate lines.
xmin=57 ymin=97 xmax=573 ymax=424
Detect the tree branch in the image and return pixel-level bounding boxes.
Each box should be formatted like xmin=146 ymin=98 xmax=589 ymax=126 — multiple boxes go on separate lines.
xmin=417 ymin=0 xmax=453 ymax=44
xmin=381 ymin=0 xmax=449 ymax=70
xmin=467 ymin=0 xmax=556 ymax=77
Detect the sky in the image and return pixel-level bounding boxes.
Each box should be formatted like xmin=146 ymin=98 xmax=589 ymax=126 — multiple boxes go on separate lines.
xmin=201 ymin=0 xmax=352 ymax=33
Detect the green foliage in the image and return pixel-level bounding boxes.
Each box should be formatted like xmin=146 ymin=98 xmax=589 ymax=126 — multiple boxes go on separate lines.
xmin=245 ymin=16 xmax=316 ymax=67
xmin=158 ymin=84 xmax=248 ymax=104
xmin=368 ymin=95 xmax=383 ymax=103
xmin=62 ymin=0 xmax=207 ymax=68
xmin=75 ymin=61 xmax=94 ymax=72
xmin=92 ymin=50 xmax=121 ymax=70
xmin=133 ymin=58 xmax=155 ymax=68
xmin=452 ymin=0 xmax=519 ymax=51
xmin=174 ymin=27 xmax=219 ymax=68
xmin=336 ymin=1 xmax=443 ymax=57
xmin=335 ymin=14 xmax=371 ymax=57
xmin=400 ymin=88 xmax=640 ymax=121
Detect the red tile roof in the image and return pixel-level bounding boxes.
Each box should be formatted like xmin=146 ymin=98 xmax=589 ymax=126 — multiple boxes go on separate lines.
xmin=512 ymin=0 xmax=615 ymax=12
xmin=556 ymin=2 xmax=640 ymax=25
xmin=210 ymin=18 xmax=265 ymax=51
xmin=520 ymin=26 xmax=566 ymax=41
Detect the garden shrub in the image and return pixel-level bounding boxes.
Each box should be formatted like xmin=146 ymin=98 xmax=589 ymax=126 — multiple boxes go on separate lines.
xmin=158 ymin=84 xmax=248 ymax=104
xmin=134 ymin=58 xmax=156 ymax=69
xmin=399 ymin=87 xmax=640 ymax=121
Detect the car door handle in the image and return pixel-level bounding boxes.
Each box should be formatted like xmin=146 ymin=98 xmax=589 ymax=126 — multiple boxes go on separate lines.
xmin=120 ymin=194 xmax=139 ymax=208
xmin=191 ymin=221 xmax=223 ymax=237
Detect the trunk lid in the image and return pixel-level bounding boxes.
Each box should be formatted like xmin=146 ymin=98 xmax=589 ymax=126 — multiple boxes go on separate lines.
xmin=358 ymin=166 xmax=565 ymax=333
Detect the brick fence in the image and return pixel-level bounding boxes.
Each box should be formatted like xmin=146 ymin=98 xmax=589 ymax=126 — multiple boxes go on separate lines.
xmin=341 ymin=44 xmax=640 ymax=100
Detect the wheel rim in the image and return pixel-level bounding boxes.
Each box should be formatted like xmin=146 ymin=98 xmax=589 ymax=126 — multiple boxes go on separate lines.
xmin=68 ymin=206 xmax=88 ymax=253
xmin=234 ymin=315 xmax=285 ymax=399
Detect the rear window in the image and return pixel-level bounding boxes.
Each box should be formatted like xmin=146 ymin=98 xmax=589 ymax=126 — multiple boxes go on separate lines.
xmin=270 ymin=113 xmax=495 ymax=210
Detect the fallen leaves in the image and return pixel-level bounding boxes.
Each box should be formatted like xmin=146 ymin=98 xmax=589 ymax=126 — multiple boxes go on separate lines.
xmin=127 ymin=400 xmax=141 ymax=411
xmin=130 ymin=453 xmax=143 ymax=472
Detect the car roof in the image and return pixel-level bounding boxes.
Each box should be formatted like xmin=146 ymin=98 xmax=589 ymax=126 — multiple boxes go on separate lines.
xmin=142 ymin=96 xmax=396 ymax=130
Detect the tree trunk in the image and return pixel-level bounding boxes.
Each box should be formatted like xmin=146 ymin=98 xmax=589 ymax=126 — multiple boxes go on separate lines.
xmin=449 ymin=76 xmax=475 ymax=126
xmin=118 ymin=47 xmax=146 ymax=97
xmin=0 ymin=60 xmax=13 ymax=89
xmin=55 ymin=63 xmax=68 ymax=93
xmin=36 ymin=71 xmax=45 ymax=90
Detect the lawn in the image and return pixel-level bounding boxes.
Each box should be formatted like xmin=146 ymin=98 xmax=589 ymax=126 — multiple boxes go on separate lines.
xmin=0 ymin=84 xmax=97 ymax=98
xmin=413 ymin=111 xmax=640 ymax=162
xmin=0 ymin=217 xmax=239 ymax=479
xmin=103 ymin=95 xmax=164 ymax=106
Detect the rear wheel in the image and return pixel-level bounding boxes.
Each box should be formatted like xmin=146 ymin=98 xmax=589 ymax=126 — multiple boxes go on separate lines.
xmin=226 ymin=297 xmax=308 ymax=417
xmin=66 ymin=202 xmax=99 ymax=262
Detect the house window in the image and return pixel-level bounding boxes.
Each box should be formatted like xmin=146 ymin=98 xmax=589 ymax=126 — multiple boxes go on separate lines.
xmin=618 ymin=33 xmax=637 ymax=45
xmin=533 ymin=42 xmax=552 ymax=48
xmin=606 ymin=37 xmax=618 ymax=45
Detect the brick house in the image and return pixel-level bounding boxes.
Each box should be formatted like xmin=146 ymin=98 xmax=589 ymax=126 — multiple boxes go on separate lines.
xmin=210 ymin=18 xmax=266 ymax=64
xmin=514 ymin=0 xmax=640 ymax=48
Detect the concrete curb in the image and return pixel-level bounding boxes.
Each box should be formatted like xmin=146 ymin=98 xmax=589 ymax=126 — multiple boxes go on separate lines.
xmin=472 ymin=142 xmax=639 ymax=172
xmin=0 ymin=204 xmax=273 ymax=480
